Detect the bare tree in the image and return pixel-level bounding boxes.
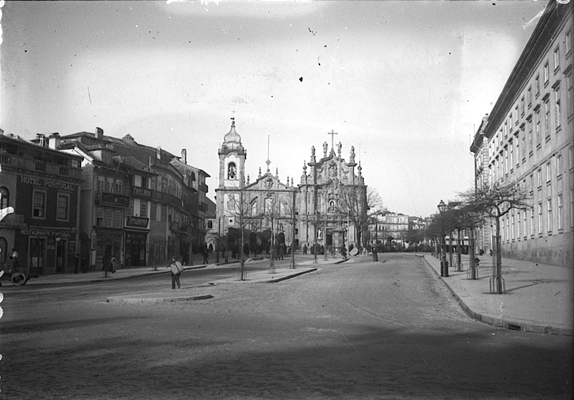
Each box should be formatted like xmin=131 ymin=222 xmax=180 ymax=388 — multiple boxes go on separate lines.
xmin=226 ymin=189 xmax=252 ymax=280
xmin=461 ymin=181 xmax=531 ymax=293
xmin=337 ymin=186 xmax=380 ymax=249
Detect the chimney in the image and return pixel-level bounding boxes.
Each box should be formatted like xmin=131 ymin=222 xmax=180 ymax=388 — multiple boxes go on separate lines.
xmin=156 ymin=146 xmax=161 ymax=160
xmin=49 ymin=132 xmax=61 ymax=150
xmin=96 ymin=127 xmax=104 ymax=142
xmin=181 ymin=149 xmax=187 ymax=164
xmin=36 ymin=133 xmax=46 ymax=147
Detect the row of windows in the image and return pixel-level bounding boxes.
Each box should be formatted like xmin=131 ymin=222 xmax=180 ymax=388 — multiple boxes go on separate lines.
xmin=490 ymin=76 xmax=572 ymax=179
xmin=31 ymin=190 xmax=70 ymax=221
xmin=501 ymin=189 xmax=574 ymax=243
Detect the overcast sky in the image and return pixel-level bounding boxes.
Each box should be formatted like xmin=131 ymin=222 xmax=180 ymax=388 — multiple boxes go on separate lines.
xmin=0 ymin=0 xmax=548 ymax=217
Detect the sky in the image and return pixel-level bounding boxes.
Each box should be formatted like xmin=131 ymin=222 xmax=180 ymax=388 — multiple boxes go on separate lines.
xmin=0 ymin=0 xmax=549 ymax=217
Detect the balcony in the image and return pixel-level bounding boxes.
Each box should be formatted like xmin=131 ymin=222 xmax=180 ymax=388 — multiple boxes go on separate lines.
xmin=199 ymin=182 xmax=208 ymax=193
xmin=0 ymin=154 xmax=82 ymax=180
xmin=151 ymin=190 xmax=184 ymax=210
xmin=0 ymin=213 xmax=26 ymax=227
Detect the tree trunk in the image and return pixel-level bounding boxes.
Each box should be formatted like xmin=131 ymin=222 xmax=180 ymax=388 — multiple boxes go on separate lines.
xmin=469 ymin=228 xmax=477 ymax=279
xmin=456 ymin=228 xmax=462 ymax=272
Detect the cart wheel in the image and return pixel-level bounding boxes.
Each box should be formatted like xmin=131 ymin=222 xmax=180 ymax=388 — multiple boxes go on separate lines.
xmin=11 ymin=272 xmax=27 ymax=286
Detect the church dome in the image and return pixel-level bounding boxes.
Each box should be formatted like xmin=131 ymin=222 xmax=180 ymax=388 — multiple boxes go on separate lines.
xmin=223 ymin=118 xmax=242 ymax=148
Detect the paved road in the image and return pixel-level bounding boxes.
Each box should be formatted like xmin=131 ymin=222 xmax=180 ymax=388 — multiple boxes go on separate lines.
xmin=1 ymin=254 xmax=571 ymax=399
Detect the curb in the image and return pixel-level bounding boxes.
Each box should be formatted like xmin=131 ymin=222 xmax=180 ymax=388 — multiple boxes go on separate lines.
xmin=260 ymin=267 xmax=318 ymax=283
xmin=211 ymin=267 xmax=318 ymax=284
xmin=14 ymin=265 xmax=210 ymax=287
xmin=421 ymin=256 xmax=573 ymax=336
xmin=106 ymin=293 xmax=214 ymax=304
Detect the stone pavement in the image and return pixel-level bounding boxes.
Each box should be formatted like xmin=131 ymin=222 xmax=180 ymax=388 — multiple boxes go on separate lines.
xmin=4 ymin=255 xmax=348 ymax=304
xmin=5 ymin=252 xmax=570 ymax=336
xmin=421 ymin=253 xmax=573 ymax=336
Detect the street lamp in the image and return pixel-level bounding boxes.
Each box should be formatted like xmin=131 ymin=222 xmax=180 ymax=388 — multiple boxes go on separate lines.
xmin=437 ymin=200 xmax=449 ymax=277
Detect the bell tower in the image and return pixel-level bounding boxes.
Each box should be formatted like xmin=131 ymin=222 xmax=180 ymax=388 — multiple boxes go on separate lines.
xmin=218 ymin=117 xmax=246 ymax=189
xmin=216 ymin=117 xmax=247 ymax=227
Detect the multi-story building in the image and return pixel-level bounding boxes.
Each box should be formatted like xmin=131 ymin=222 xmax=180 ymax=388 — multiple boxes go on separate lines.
xmin=170 ymin=151 xmax=211 ymax=254
xmin=57 ymin=128 xmax=209 ymax=269
xmin=203 ymin=197 xmax=217 ymax=252
xmin=0 ymin=130 xmax=83 ymax=275
xmin=470 ymin=0 xmax=573 ymax=267
xmin=368 ymin=212 xmax=410 ymax=251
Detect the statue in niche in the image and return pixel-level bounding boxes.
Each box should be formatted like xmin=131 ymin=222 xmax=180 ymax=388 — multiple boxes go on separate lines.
xmin=328 ymin=162 xmax=337 ymax=177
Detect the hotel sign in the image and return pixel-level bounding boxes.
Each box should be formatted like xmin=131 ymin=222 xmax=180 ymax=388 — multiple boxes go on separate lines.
xmin=20 ymin=175 xmax=75 ymax=191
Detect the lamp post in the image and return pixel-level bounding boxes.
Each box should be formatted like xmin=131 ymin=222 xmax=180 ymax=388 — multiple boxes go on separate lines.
xmin=437 ymin=200 xmax=449 ymax=277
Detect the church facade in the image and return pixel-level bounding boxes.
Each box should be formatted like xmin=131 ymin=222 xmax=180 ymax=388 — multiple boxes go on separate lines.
xmin=214 ymin=119 xmax=368 ymax=255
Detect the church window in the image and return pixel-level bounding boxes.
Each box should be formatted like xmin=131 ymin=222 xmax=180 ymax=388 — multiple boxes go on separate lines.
xmin=228 ymin=162 xmax=237 ymax=179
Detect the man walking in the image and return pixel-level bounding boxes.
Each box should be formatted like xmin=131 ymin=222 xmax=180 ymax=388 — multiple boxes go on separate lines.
xmin=168 ymin=257 xmax=183 ymax=289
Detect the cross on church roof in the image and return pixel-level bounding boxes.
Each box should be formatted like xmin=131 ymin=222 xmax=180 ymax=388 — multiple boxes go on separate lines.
xmin=328 ymin=130 xmax=338 ymax=150
xmin=266 ymin=135 xmax=271 ymax=172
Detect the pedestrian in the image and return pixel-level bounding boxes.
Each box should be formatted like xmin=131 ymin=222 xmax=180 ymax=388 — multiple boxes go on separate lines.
xmin=303 ymin=244 xmax=307 ymax=255
xmin=111 ymin=255 xmax=118 ymax=273
xmin=11 ymin=248 xmax=19 ymax=271
xmin=202 ymin=247 xmax=209 ymax=264
xmin=74 ymin=253 xmax=80 ymax=274
xmin=341 ymin=245 xmax=347 ymax=260
xmin=168 ymin=257 xmax=183 ymax=289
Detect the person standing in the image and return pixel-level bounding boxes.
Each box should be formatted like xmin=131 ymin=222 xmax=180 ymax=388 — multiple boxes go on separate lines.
xmin=168 ymin=257 xmax=183 ymax=289
xmin=202 ymin=247 xmax=209 ymax=264
xmin=11 ymin=248 xmax=19 ymax=271
xmin=102 ymin=254 xmax=110 ymax=277
xmin=111 ymin=255 xmax=118 ymax=273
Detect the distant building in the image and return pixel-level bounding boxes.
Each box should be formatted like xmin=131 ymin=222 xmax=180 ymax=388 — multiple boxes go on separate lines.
xmin=470 ymin=0 xmax=573 ymax=267
xmin=367 ymin=213 xmax=432 ymax=251
xmin=0 ymin=131 xmax=83 ymax=275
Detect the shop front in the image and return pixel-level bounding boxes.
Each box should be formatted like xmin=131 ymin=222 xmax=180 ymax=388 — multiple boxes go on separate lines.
xmin=18 ymin=227 xmax=75 ymax=275
xmin=125 ymin=216 xmax=149 ymax=267
xmin=92 ymin=228 xmax=123 ymax=272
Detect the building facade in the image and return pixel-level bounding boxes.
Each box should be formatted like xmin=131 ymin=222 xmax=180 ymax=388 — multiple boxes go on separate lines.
xmin=57 ymin=128 xmax=209 ymax=269
xmin=214 ymin=119 xmax=368 ymax=255
xmin=470 ymin=0 xmax=573 ymax=267
xmin=0 ymin=131 xmax=83 ymax=275
xmin=298 ymin=139 xmax=368 ymax=253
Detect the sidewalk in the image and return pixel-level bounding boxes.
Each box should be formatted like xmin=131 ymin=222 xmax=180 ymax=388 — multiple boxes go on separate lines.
xmin=422 ymin=253 xmax=573 ymax=336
